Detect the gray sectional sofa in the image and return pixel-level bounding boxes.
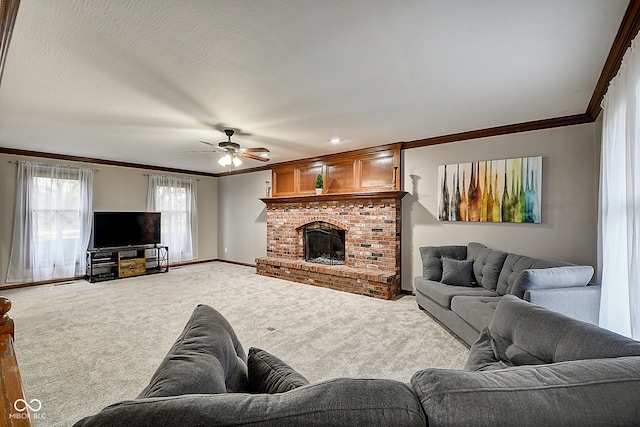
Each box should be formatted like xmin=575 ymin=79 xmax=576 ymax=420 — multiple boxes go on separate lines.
xmin=75 ymin=297 xmax=640 ymax=426
xmin=414 ymin=242 xmax=600 ymax=345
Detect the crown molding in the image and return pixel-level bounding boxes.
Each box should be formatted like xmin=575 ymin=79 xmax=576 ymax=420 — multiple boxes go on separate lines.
xmin=0 ymin=147 xmax=217 ymax=177
xmin=586 ymin=0 xmax=640 ymax=120
xmin=402 ymin=114 xmax=592 ymax=150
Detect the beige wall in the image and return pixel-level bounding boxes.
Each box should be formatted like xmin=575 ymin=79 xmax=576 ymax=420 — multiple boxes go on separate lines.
xmin=401 ymin=123 xmax=599 ymax=291
xmin=1 ymin=121 xmax=601 ymax=288
xmin=217 ymin=170 xmax=270 ymax=265
xmin=0 ymin=153 xmax=218 ymax=284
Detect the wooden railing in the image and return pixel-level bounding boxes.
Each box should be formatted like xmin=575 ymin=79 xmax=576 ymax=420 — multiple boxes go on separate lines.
xmin=0 ymin=297 xmax=33 ymax=426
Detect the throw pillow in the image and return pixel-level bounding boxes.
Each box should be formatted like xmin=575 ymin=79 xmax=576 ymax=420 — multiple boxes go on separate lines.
xmin=248 ymin=347 xmax=309 ymax=393
xmin=464 ymin=328 xmax=510 ymax=371
xmin=441 ymin=258 xmax=475 ymax=287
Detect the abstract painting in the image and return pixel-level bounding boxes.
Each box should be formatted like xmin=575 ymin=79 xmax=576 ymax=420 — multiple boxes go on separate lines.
xmin=437 ymin=156 xmax=542 ymax=223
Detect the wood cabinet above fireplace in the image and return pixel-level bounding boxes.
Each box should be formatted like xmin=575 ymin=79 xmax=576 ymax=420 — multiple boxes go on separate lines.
xmin=270 ymin=144 xmax=401 ymax=198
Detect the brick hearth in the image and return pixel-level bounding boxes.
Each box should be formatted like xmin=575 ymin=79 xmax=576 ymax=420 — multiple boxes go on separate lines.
xmin=256 ymin=191 xmax=406 ymax=299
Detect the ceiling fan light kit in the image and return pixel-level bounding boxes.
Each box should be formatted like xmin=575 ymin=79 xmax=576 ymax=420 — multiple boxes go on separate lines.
xmin=217 ymin=153 xmax=242 ymax=167
xmin=217 ymin=153 xmax=231 ymax=166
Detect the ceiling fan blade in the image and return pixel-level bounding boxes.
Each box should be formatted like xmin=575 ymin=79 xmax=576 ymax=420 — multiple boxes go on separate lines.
xmin=199 ymin=141 xmax=217 ymax=147
xmin=242 ymin=147 xmax=270 ymax=153
xmin=179 ymin=150 xmax=214 ymax=153
xmin=241 ymin=152 xmax=270 ymax=162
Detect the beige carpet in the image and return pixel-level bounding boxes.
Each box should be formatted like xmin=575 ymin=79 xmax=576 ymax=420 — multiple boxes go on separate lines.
xmin=3 ymin=262 xmax=468 ymax=427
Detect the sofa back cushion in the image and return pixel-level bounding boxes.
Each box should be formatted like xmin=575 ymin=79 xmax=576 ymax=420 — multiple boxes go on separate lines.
xmin=411 ymin=357 xmax=640 ymax=427
xmin=76 ymin=378 xmax=426 ymax=427
xmin=419 ymin=245 xmax=467 ymax=281
xmin=488 ymin=296 xmax=640 ymax=364
xmin=496 ymin=253 xmax=572 ymax=295
xmin=137 ymin=304 xmax=249 ymax=399
xmin=467 ymin=242 xmax=508 ymax=291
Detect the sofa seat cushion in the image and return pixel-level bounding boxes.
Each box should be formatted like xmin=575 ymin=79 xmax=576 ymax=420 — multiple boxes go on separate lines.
xmin=75 ymin=378 xmax=427 ymax=427
xmin=414 ymin=277 xmax=498 ymax=309
xmin=411 ymin=357 xmax=640 ymax=427
xmin=450 ymin=296 xmax=501 ymax=332
xmin=137 ymin=305 xmax=248 ymax=399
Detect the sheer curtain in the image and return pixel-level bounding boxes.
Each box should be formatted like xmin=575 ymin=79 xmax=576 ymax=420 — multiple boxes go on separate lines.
xmin=147 ymin=175 xmax=198 ymax=264
xmin=6 ymin=162 xmax=93 ymax=283
xmin=599 ymin=35 xmax=640 ymax=339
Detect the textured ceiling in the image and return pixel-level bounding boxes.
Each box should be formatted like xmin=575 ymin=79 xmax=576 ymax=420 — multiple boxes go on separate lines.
xmin=0 ymin=0 xmax=630 ymax=173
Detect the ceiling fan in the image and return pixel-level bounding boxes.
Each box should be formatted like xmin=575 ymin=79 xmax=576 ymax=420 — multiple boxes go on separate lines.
xmin=197 ymin=129 xmax=270 ymax=167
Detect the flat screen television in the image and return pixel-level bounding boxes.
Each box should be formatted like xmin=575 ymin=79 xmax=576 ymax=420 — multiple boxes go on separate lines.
xmin=92 ymin=211 xmax=161 ymax=249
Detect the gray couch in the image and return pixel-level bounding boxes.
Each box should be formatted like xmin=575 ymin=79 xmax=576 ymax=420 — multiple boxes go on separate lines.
xmin=75 ymin=297 xmax=640 ymax=426
xmin=414 ymin=242 xmax=599 ymax=345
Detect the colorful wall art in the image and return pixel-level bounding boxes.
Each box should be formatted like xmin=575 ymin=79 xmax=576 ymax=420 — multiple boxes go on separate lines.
xmin=437 ymin=156 xmax=542 ymax=223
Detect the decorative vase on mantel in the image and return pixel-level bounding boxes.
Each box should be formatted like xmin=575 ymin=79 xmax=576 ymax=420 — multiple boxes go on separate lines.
xmin=315 ymin=174 xmax=323 ymax=195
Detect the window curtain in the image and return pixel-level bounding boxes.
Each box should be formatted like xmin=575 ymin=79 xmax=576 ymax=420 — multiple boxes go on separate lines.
xmin=6 ymin=162 xmax=93 ymax=283
xmin=599 ymin=35 xmax=640 ymax=339
xmin=147 ymin=175 xmax=198 ymax=264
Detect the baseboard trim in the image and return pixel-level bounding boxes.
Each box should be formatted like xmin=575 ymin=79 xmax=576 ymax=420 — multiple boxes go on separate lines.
xmin=0 ymin=276 xmax=84 ymax=290
xmin=214 ymin=259 xmax=257 ymax=268
xmin=170 ymin=258 xmax=217 ymax=268
xmin=170 ymin=259 xmax=257 ymax=268
xmin=0 ymin=260 xmax=215 ymax=289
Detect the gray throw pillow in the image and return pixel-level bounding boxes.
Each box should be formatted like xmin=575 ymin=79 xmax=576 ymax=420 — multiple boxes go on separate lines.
xmin=248 ymin=347 xmax=309 ymax=393
xmin=441 ymin=258 xmax=475 ymax=287
xmin=464 ymin=328 xmax=510 ymax=371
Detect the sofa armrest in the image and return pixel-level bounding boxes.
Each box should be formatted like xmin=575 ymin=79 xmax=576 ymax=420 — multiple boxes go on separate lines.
xmin=509 ymin=265 xmax=594 ymax=299
xmin=524 ymin=284 xmax=601 ymax=325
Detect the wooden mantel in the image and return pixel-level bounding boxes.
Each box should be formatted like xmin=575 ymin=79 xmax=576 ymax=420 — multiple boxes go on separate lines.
xmin=260 ymin=190 xmax=408 ymax=204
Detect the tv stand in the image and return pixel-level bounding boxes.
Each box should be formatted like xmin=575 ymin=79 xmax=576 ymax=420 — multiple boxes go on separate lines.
xmin=86 ymin=245 xmax=169 ymax=283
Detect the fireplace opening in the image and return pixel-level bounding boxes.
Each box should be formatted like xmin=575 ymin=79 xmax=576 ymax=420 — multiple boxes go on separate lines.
xmin=304 ymin=222 xmax=346 ymax=265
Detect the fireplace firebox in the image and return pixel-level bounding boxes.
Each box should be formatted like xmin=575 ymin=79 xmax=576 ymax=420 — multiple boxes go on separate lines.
xmin=304 ymin=222 xmax=345 ymax=265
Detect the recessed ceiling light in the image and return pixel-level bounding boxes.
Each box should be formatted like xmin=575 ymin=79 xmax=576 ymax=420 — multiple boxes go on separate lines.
xmin=329 ymin=137 xmax=341 ymax=144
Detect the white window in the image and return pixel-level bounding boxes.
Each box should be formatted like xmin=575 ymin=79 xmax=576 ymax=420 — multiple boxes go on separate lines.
xmin=7 ymin=163 xmax=93 ymax=283
xmin=147 ymin=175 xmax=198 ymax=264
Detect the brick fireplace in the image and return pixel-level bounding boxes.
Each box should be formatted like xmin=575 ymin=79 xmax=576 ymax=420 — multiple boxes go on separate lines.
xmin=256 ymin=191 xmax=406 ymax=299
